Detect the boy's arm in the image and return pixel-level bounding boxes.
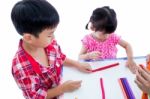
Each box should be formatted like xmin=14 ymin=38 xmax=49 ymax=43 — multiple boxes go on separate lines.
xmin=63 ymin=58 xmax=91 ymax=73
xmin=14 ymin=73 xmax=81 ymax=99
xmin=46 ymin=80 xmax=82 ymax=99
xmin=118 ymin=39 xmax=137 ymax=73
xmin=13 ymin=74 xmax=48 ymax=99
xmin=46 ymin=85 xmax=63 ymax=99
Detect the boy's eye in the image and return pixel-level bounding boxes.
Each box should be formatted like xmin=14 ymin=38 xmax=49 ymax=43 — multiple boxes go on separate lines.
xmin=48 ymin=34 xmax=54 ymax=37
xmin=48 ymin=32 xmax=54 ymax=37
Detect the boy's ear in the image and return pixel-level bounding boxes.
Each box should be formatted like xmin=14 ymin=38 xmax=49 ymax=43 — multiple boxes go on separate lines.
xmin=23 ymin=33 xmax=33 ymax=43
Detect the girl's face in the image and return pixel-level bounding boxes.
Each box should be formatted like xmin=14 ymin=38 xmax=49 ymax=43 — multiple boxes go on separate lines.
xmin=30 ymin=27 xmax=56 ymax=48
xmin=95 ymin=31 xmax=106 ymax=36
xmin=94 ymin=31 xmax=109 ymax=41
xmin=96 ymin=31 xmax=104 ymax=34
xmin=90 ymin=23 xmax=106 ymax=35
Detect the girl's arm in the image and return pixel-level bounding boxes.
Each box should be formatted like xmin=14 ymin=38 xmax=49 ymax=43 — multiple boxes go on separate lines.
xmin=118 ymin=39 xmax=137 ymax=73
xmin=118 ymin=39 xmax=133 ymax=59
xmin=78 ymin=45 xmax=90 ymax=60
xmin=78 ymin=45 xmax=101 ymax=60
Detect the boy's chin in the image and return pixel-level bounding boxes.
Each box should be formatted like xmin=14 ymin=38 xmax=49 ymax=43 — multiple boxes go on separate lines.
xmin=44 ymin=43 xmax=51 ymax=48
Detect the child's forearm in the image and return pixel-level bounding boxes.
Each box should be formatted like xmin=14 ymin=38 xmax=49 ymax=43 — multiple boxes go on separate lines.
xmin=79 ymin=53 xmax=90 ymax=60
xmin=63 ymin=58 xmax=80 ymax=68
xmin=125 ymin=44 xmax=134 ymax=60
xmin=46 ymin=84 xmax=64 ymax=99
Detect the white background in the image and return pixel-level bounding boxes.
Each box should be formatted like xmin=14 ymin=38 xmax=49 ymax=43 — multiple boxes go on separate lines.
xmin=0 ymin=0 xmax=150 ymax=98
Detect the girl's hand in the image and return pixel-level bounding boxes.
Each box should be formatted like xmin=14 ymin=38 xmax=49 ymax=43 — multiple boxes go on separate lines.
xmin=77 ymin=62 xmax=92 ymax=73
xmin=135 ymin=66 xmax=150 ymax=93
xmin=146 ymin=54 xmax=150 ymax=64
xmin=88 ymin=51 xmax=101 ymax=60
xmin=126 ymin=59 xmax=137 ymax=74
xmin=61 ymin=80 xmax=82 ymax=92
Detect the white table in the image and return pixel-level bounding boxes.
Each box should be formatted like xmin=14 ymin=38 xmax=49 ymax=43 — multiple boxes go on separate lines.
xmin=61 ymin=56 xmax=145 ymax=99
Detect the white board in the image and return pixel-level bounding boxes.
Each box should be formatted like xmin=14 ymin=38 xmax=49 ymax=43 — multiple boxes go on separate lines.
xmin=60 ymin=56 xmax=145 ymax=99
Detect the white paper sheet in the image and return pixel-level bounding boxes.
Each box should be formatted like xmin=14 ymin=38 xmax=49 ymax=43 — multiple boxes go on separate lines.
xmin=60 ymin=57 xmax=145 ymax=99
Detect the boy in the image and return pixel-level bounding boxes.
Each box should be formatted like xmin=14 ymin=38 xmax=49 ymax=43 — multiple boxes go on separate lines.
xmin=11 ymin=0 xmax=91 ymax=99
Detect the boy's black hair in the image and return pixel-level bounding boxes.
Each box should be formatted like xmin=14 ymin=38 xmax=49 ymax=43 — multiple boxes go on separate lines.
xmin=11 ymin=0 xmax=59 ymax=37
xmin=86 ymin=6 xmax=117 ymax=34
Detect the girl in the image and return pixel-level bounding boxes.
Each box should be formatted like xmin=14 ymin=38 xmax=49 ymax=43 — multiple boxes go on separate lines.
xmin=79 ymin=6 xmax=137 ymax=73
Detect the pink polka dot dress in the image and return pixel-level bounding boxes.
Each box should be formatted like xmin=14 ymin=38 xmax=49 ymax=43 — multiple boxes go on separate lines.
xmin=81 ymin=33 xmax=121 ymax=60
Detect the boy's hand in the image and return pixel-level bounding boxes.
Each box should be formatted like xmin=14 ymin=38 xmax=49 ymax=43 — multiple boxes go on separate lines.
xmin=61 ymin=80 xmax=82 ymax=92
xmin=77 ymin=62 xmax=92 ymax=73
xmin=146 ymin=54 xmax=150 ymax=64
xmin=135 ymin=66 xmax=150 ymax=93
xmin=126 ymin=59 xmax=137 ymax=74
xmin=88 ymin=51 xmax=101 ymax=60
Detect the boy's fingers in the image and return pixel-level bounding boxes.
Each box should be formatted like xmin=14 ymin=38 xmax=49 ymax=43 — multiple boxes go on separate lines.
xmin=73 ymin=80 xmax=82 ymax=84
xmin=84 ymin=69 xmax=92 ymax=73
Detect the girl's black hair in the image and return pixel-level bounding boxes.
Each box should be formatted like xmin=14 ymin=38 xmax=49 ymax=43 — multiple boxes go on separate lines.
xmin=86 ymin=6 xmax=117 ymax=34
